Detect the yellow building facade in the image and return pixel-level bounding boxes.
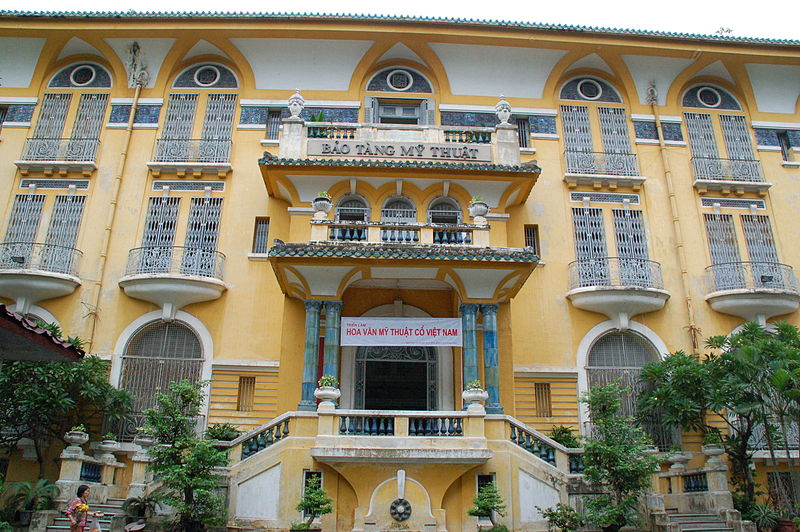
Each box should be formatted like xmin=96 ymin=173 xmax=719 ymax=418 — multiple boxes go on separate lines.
xmin=0 ymin=11 xmax=799 ymax=531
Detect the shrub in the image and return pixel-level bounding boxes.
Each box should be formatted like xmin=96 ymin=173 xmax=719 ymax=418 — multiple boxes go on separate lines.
xmin=548 ymin=426 xmax=580 ymax=448
xmin=205 ymin=423 xmax=241 ymax=442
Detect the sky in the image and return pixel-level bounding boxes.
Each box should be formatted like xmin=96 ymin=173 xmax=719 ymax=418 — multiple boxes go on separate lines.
xmin=6 ymin=0 xmax=800 ymax=41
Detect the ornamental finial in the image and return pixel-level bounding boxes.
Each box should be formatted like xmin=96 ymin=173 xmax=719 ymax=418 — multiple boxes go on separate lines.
xmin=288 ymin=89 xmax=305 ymax=118
xmin=495 ymin=94 xmax=512 ymax=125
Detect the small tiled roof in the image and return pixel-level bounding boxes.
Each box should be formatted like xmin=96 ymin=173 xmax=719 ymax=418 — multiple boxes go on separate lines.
xmin=0 ymin=11 xmax=797 ymax=46
xmin=269 ymin=240 xmax=539 ymax=263
xmin=259 ymin=156 xmax=541 ymax=174
xmin=0 ymin=305 xmax=84 ymax=361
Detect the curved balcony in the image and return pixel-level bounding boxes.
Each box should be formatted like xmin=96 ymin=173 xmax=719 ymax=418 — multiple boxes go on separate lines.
xmin=147 ymin=138 xmax=232 ymax=177
xmin=563 ymin=150 xmax=645 ymax=189
xmin=704 ymin=262 xmax=800 ymax=324
xmin=119 ymin=246 xmax=227 ymax=321
xmin=14 ymin=137 xmax=100 ymax=176
xmin=691 ymin=157 xmax=770 ymax=194
xmin=566 ymin=257 xmax=670 ymax=330
xmin=0 ymin=242 xmax=82 ymax=315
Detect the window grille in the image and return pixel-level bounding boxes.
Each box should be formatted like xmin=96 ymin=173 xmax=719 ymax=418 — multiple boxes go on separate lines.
xmin=477 ymin=474 xmax=495 ymax=491
xmin=266 ymin=110 xmax=282 ymax=140
xmin=742 ymin=215 xmax=778 ymax=263
xmin=569 ymin=192 xmax=640 ymax=205
xmin=20 ymin=179 xmax=89 ymax=190
xmin=571 ymin=207 xmax=607 ymax=260
xmin=69 ymin=93 xmax=108 ymax=160
xmin=157 ymin=94 xmax=198 ymax=160
xmin=252 ymin=218 xmax=270 ymax=253
xmin=151 ymin=181 xmax=225 ymax=192
xmin=141 ymin=197 xmax=181 ymax=249
xmin=0 ymin=106 xmax=7 ymax=134
xmin=704 ymin=214 xmax=741 ymax=265
xmin=336 ymin=198 xmax=369 ymax=222
xmin=684 ymin=112 xmax=720 ymax=159
xmin=428 ymin=198 xmax=461 ymax=224
xmin=768 ymin=471 xmax=800 ymax=507
xmin=185 ymin=197 xmax=223 ymax=251
xmin=720 ymin=114 xmax=756 ymax=161
xmin=778 ymin=131 xmax=792 ymax=161
xmin=381 ymin=198 xmax=416 ymax=223
xmin=701 ymin=197 xmax=765 ymax=209
xmin=613 ymin=209 xmax=648 ymax=260
xmin=561 ymin=105 xmax=593 ymax=153
xmin=534 ymin=383 xmax=552 ymax=417
xmin=200 ymin=93 xmax=237 ymax=161
xmin=32 ymin=93 xmax=71 ymax=139
xmin=4 ymin=194 xmax=46 ymax=243
xmin=523 ymin=224 xmax=540 ymax=255
xmin=120 ymin=320 xmax=203 ymax=412
xmin=237 ymin=376 xmax=256 ymax=412
xmin=598 ymin=107 xmax=632 ymax=154
xmin=301 ymin=471 xmax=323 ymax=519
xmin=39 ymin=194 xmax=86 ymax=272
xmin=516 ymin=117 xmax=530 ymax=148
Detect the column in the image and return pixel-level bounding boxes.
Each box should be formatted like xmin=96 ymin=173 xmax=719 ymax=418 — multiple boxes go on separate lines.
xmin=460 ymin=303 xmax=479 ymax=386
xmin=299 ymin=300 xmax=322 ymax=411
xmin=481 ymin=304 xmax=503 ymax=414
xmin=323 ymin=301 xmax=342 ymax=377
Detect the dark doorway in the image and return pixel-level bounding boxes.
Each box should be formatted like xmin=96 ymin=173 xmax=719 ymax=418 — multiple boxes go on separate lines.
xmin=364 ymin=360 xmax=428 ymax=410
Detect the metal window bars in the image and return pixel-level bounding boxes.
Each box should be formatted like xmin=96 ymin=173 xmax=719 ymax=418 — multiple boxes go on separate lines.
xmin=704 ymin=261 xmax=798 ymax=294
xmin=125 ymin=246 xmax=225 ymax=280
xmin=568 ymin=257 xmax=664 ymax=290
xmin=0 ymin=242 xmax=82 ymax=276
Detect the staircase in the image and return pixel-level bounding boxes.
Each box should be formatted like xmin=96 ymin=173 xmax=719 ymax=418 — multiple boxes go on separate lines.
xmin=667 ymin=512 xmax=734 ymax=532
xmin=47 ymin=498 xmax=126 ymax=532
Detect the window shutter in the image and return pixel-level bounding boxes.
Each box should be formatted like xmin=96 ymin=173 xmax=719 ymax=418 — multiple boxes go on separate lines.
xmin=364 ymin=97 xmax=377 ymax=123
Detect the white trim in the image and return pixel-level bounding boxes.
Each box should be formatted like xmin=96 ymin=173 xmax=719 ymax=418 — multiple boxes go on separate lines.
xmin=239 ymin=99 xmax=360 ymax=108
xmin=783 ymin=161 xmax=800 ymax=168
xmin=751 ymin=121 xmax=800 ymax=130
xmin=631 ymin=113 xmax=656 ymax=120
xmin=485 ymin=212 xmax=510 ymax=220
xmin=212 ymin=359 xmax=279 ymax=372
xmin=2 ymin=122 xmax=31 ymax=128
xmin=659 ymin=115 xmax=683 ymax=123
xmin=438 ymin=103 xmax=557 ymax=116
xmin=757 ymin=146 xmax=782 ymax=152
xmin=514 ymin=365 xmax=578 ymax=376
xmin=13 ymin=303 xmax=59 ymax=327
xmin=106 ymin=123 xmax=159 ymax=129
xmin=109 ymin=97 xmax=164 ymax=105
xmin=259 ymin=139 xmax=280 ymax=145
xmin=520 ymin=147 xmax=537 ymax=154
xmin=575 ymin=320 xmax=668 ymax=435
xmin=111 ymin=310 xmax=214 ymax=423
xmin=636 ymin=139 xmax=660 ymax=145
xmin=237 ymin=124 xmax=266 ymax=130
xmin=247 ymin=252 xmax=270 ymax=261
xmin=366 ymin=475 xmax=434 ymax=521
xmin=532 ymin=133 xmax=559 ymax=139
xmin=664 ymin=140 xmax=687 ymax=146
xmin=0 ymin=97 xmax=37 ymax=104
xmin=288 ymin=207 xmax=315 ymax=215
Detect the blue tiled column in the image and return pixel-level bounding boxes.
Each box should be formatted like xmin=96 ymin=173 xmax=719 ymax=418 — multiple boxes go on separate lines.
xmin=461 ymin=303 xmax=479 ymax=386
xmin=482 ymin=304 xmax=503 ymax=414
xmin=323 ymin=301 xmax=342 ymax=377
xmin=298 ymin=300 xmax=322 ymax=411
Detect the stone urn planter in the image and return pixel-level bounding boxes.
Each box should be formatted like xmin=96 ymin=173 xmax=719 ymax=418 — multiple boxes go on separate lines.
xmin=314 ymin=386 xmax=341 ymax=407
xmin=312 ymin=196 xmax=332 ymax=214
xmin=468 ymin=201 xmax=489 ymax=218
xmin=462 ymin=387 xmax=489 ymax=406
xmin=133 ymin=433 xmax=155 ymax=449
xmin=64 ymin=430 xmax=89 ymax=447
xmin=98 ymin=439 xmax=120 ymax=453
xmin=701 ymin=444 xmax=725 ymax=466
xmin=668 ymin=451 xmax=691 ymax=471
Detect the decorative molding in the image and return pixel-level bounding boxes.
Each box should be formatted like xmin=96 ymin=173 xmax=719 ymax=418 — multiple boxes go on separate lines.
xmin=240 ymin=99 xmax=360 ymax=108
xmin=212 ymin=359 xmax=279 ymax=372
xmin=514 ymin=365 xmax=578 ymax=377
xmin=288 ymin=206 xmax=315 ymax=215
xmin=0 ymin=97 xmax=38 ymax=104
xmin=751 ymin=120 xmax=800 ymax=130
xmin=109 ymin=97 xmax=164 ymax=105
xmin=439 ymin=103 xmax=557 ymax=116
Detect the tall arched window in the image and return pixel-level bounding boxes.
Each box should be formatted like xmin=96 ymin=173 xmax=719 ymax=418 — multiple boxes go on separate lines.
xmin=335 ymin=195 xmax=370 ymax=222
xmin=118 ymin=321 xmax=203 ymax=429
xmin=586 ymin=330 xmax=676 ymax=449
xmin=427 ymin=197 xmax=462 ymax=224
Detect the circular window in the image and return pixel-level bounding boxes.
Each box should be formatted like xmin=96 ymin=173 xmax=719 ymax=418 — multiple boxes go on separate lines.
xmin=70 ymin=65 xmax=97 ymax=87
xmin=577 ymin=78 xmax=603 ymax=100
xmin=387 ymin=69 xmax=413 ymax=91
xmin=697 ymin=86 xmax=722 ymax=108
xmin=194 ymin=65 xmax=221 ymax=87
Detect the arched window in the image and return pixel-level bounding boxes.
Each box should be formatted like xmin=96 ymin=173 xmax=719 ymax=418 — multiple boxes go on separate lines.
xmin=427 ymin=197 xmax=462 ymax=224
xmin=586 ymin=330 xmax=676 ymax=449
xmin=364 ymin=66 xmax=434 ymax=125
xmin=48 ymin=63 xmax=112 ymax=88
xmin=119 ymin=320 xmax=204 ymax=413
xmin=335 ymin=196 xmax=370 ymax=222
xmin=173 ymin=63 xmax=238 ymax=89
xmin=381 ymin=197 xmax=416 ymax=223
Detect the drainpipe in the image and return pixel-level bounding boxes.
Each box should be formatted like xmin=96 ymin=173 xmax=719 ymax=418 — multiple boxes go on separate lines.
xmin=648 ymin=83 xmax=701 ymax=352
xmin=84 ymin=45 xmax=146 ymax=350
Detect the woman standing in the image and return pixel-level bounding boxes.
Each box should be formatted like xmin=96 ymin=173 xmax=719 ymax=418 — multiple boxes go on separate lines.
xmin=65 ymin=485 xmax=99 ymax=532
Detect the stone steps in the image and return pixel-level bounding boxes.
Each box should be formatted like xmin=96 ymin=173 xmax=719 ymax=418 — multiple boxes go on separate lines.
xmin=46 ymin=498 xmax=126 ymax=532
xmin=667 ymin=513 xmax=733 ymax=532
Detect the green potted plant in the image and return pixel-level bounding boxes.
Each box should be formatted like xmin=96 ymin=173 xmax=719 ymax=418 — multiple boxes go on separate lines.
xmin=291 ymin=475 xmax=332 ymax=531
xmin=121 ymin=494 xmax=159 ymax=525
xmin=537 ymin=502 xmax=584 ymax=532
xmin=65 ymin=424 xmax=89 ymax=447
xmin=463 ymin=379 xmax=488 ymax=406
xmin=313 ymin=191 xmax=333 ymax=214
xmin=7 ymin=479 xmax=59 ymax=526
xmin=468 ymin=196 xmax=489 ymax=218
xmin=750 ymin=504 xmax=780 ymax=532
xmin=548 ymin=426 xmax=580 ymax=448
xmin=468 ymin=481 xmax=506 ymax=530
xmin=701 ymin=430 xmax=725 ymax=461
xmin=314 ymin=375 xmax=341 ymax=406
xmin=205 ymin=423 xmax=241 ymax=442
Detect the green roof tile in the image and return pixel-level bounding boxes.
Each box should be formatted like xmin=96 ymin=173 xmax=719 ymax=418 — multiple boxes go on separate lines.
xmin=259 ymin=156 xmax=540 ymax=174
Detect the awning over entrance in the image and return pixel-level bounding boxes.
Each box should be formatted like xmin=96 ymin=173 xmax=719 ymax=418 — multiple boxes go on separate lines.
xmin=268 ymin=241 xmax=538 ymax=303
xmin=0 ymin=305 xmax=84 ymax=362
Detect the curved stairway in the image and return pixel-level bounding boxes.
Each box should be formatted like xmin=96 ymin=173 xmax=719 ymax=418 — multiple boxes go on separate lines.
xmin=46 ymin=498 xmax=126 ymax=532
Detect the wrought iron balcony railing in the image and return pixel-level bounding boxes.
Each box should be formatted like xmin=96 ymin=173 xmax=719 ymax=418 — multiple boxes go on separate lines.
xmin=20 ymin=137 xmax=100 ymax=162
xmin=691 ymin=157 xmax=764 ymax=183
xmin=705 ymin=261 xmax=798 ymax=294
xmin=564 ymin=150 xmax=640 ymax=176
xmin=568 ymin=257 xmax=664 ymax=290
xmin=0 ymin=242 xmax=82 ymax=276
xmin=152 ymin=138 xmax=232 ymax=164
xmin=125 ymin=246 xmax=225 ymax=280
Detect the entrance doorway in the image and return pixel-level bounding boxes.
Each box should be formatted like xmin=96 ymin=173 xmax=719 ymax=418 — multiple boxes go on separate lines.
xmin=354 ymin=346 xmax=437 ymax=410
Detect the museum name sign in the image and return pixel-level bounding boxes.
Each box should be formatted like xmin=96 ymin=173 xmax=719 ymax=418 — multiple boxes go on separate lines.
xmin=307 ymin=139 xmax=492 ymax=162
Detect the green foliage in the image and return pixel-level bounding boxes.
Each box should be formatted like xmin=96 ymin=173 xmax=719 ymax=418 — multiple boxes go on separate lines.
xmin=121 ymin=494 xmax=159 ymax=518
xmin=464 ymin=379 xmax=483 ymax=390
xmin=295 ymin=476 xmax=333 ymax=528
xmin=35 ymin=320 xmax=62 ymax=338
xmin=486 ymin=526 xmax=509 ymax=532
xmin=317 ymin=375 xmax=339 ymax=388
xmin=470 ymin=196 xmax=485 ymax=203
xmin=0 ymin=355 xmax=131 ymax=477
xmin=70 ymin=424 xmax=87 ymax=433
xmin=309 ymin=110 xmax=326 ymax=122
xmin=205 ymin=423 xmax=241 ymax=442
xmin=748 ymin=504 xmax=780 ymax=532
xmin=548 ymin=426 xmax=580 ymax=448
xmin=702 ymin=430 xmax=723 ymax=445
xmin=582 ymin=382 xmax=660 ymax=532
xmin=140 ymin=380 xmax=228 ymax=532
xmin=102 ymin=432 xmax=117 ymax=441
xmin=537 ymin=503 xmax=583 ymax=532
xmin=7 ymin=479 xmax=60 ymax=511
xmin=315 ymin=190 xmax=331 ymax=199
xmin=467 ymin=481 xmax=506 ymax=523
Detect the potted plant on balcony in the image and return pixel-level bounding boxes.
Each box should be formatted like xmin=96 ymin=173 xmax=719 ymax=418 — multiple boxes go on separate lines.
xmin=314 ymin=375 xmax=341 ymax=407
xmin=468 ymin=481 xmax=506 ymax=530
xmin=462 ymin=379 xmax=489 ymax=406
xmin=291 ymin=475 xmax=332 ymax=531
xmin=700 ymin=430 xmax=725 ymax=464
xmin=65 ymin=425 xmax=89 ymax=447
xmin=468 ymin=196 xmax=489 ymax=218
xmin=312 ymin=191 xmax=333 ymax=214
xmin=121 ymin=494 xmax=159 ymax=525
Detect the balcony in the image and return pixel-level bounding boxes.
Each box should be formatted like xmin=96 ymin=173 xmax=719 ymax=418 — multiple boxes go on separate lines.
xmin=0 ymin=242 xmax=82 ymax=315
xmin=14 ymin=138 xmax=99 ymax=176
xmin=317 ymin=221 xmax=487 ymax=247
xmin=119 ymin=246 xmax=227 ymax=321
xmin=563 ymin=150 xmax=645 ymax=190
xmin=704 ymin=261 xmax=799 ymax=324
xmin=691 ymin=157 xmax=770 ymax=195
xmin=147 ymin=138 xmax=232 ymax=177
xmin=566 ymin=257 xmax=670 ymax=330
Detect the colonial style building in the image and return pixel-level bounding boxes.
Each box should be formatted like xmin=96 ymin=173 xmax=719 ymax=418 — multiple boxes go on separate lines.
xmin=0 ymin=10 xmax=799 ymax=531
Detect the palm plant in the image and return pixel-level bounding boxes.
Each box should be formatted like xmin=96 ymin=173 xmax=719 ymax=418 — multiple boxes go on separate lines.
xmin=7 ymin=479 xmax=60 ymax=511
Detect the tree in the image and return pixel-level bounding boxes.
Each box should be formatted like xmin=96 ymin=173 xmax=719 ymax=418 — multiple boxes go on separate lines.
xmin=294 ymin=475 xmax=333 ymax=529
xmin=467 ymin=481 xmax=506 ymax=526
xmin=581 ymin=382 xmax=660 ymax=532
xmin=140 ymin=380 xmax=228 ymax=532
xmin=0 ymin=355 xmax=131 ymax=477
